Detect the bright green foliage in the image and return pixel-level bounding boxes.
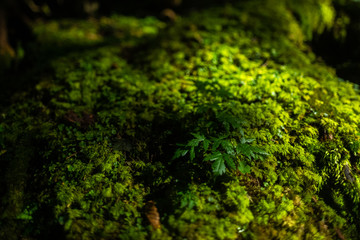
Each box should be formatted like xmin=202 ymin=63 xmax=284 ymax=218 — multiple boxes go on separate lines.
xmin=168 ymin=183 xmax=253 ymax=240
xmin=50 ymin=144 xmax=148 ymax=239
xmin=1 ymin=1 xmax=360 ymax=239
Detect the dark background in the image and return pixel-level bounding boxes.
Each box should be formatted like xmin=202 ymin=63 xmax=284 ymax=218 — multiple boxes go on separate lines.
xmin=1 ymin=0 xmax=360 ymax=83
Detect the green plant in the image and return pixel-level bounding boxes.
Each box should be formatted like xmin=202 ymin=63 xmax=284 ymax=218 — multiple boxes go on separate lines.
xmin=1 ymin=1 xmax=360 ymax=239
xmin=173 ymin=110 xmax=268 ymax=175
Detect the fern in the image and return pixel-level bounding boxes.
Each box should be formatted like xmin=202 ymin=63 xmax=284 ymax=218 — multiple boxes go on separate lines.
xmin=173 ymin=112 xmax=268 ymax=175
xmin=203 ymin=151 xmax=224 ymax=174
xmin=237 ymin=138 xmax=269 ymax=160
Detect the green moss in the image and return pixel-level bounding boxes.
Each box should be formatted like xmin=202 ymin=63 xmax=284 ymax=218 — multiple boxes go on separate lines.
xmin=1 ymin=1 xmax=360 ymax=239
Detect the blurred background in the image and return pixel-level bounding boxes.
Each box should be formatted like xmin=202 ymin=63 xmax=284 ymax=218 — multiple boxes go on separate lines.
xmin=1 ymin=0 xmax=360 ymax=82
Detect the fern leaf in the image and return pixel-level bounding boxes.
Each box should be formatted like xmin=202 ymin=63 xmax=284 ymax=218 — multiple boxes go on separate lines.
xmin=190 ymin=147 xmax=195 ymax=160
xmin=203 ymin=139 xmax=210 ymax=151
xmin=216 ymin=111 xmax=246 ymax=131
xmin=236 ymin=143 xmax=268 ymax=160
xmin=238 ymin=161 xmax=251 ymax=174
xmin=187 ymin=139 xmax=201 ymax=147
xmin=221 ymin=140 xmax=235 ymax=155
xmin=212 ymin=138 xmax=222 ymax=151
xmin=212 ymin=156 xmax=226 ymax=175
xmin=236 ymin=143 xmax=254 ymax=159
xmin=211 ymin=135 xmax=228 ymax=151
xmin=204 ymin=151 xmax=222 ymax=161
xmin=191 ymin=133 xmax=205 ymax=141
xmin=173 ymin=149 xmax=188 ymax=160
xmin=241 ymin=137 xmax=255 ymax=144
xmin=223 ymin=154 xmax=236 ymax=170
xmin=187 ymin=133 xmax=205 ymax=147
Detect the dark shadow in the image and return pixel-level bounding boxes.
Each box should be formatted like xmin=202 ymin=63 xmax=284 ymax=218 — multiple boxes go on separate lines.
xmin=310 ymin=1 xmax=360 ymax=84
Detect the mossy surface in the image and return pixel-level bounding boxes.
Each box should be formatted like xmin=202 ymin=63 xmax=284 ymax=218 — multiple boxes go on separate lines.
xmin=1 ymin=1 xmax=360 ymax=239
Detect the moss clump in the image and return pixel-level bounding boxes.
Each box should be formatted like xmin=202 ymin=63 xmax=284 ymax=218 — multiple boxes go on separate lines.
xmin=1 ymin=1 xmax=360 ymax=239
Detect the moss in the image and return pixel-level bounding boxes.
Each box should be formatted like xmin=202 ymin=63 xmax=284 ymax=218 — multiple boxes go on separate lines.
xmin=1 ymin=1 xmax=360 ymax=239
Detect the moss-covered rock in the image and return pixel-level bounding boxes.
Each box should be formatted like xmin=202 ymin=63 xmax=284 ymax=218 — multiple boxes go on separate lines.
xmin=1 ymin=1 xmax=360 ymax=239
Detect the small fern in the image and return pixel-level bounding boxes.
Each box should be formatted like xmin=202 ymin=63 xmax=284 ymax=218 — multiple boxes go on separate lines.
xmin=173 ymin=111 xmax=268 ymax=175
